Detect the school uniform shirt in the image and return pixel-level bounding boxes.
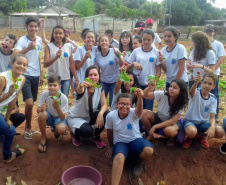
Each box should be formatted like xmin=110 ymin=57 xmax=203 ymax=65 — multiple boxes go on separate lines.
xmin=47 ymin=42 xmax=72 ymax=81
xmin=127 ymin=47 xmax=161 ymax=86
xmin=152 ymin=33 xmax=161 ymax=49
xmin=95 ymin=48 xmax=120 ymax=83
xmin=111 ymin=39 xmax=119 ymax=49
xmin=211 ymin=40 xmax=226 ymax=76
xmin=0 ymin=48 xmax=13 ymax=72
xmin=105 ymin=108 xmax=142 ymax=144
xmin=67 ymin=86 xmax=103 ymax=130
xmin=38 ymin=90 xmax=68 ymax=118
xmin=0 ymin=70 xmax=24 ymax=113
xmin=15 ymin=36 xmax=42 ymax=76
xmin=183 ymin=89 xmax=217 ymax=124
xmin=73 ymin=45 xmax=97 ymax=84
xmin=154 ymin=91 xmax=184 ymax=121
xmin=189 ymin=49 xmax=215 ymax=80
xmin=161 ymin=43 xmax=188 ymax=83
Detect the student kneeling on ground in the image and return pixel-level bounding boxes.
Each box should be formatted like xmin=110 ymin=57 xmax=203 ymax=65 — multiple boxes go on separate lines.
xmin=37 ymin=75 xmax=68 ymax=153
xmin=183 ymin=72 xmax=225 ymax=148
xmin=0 ymin=54 xmax=28 ymax=163
xmin=105 ymin=92 xmax=154 ymax=185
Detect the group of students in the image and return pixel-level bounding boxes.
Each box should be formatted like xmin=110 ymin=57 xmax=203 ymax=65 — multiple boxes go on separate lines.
xmin=0 ymin=16 xmax=226 ymax=185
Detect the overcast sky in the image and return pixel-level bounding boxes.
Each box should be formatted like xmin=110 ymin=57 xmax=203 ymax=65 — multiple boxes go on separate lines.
xmin=147 ymin=0 xmax=226 ymax=9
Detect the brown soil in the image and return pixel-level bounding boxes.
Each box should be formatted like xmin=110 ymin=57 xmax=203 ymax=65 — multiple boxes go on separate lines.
xmin=0 ymin=109 xmax=226 ymax=185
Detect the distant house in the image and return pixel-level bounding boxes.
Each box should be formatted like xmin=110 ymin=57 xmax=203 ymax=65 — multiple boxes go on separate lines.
xmin=10 ymin=6 xmax=81 ymax=31
xmin=205 ymin=19 xmax=226 ymax=27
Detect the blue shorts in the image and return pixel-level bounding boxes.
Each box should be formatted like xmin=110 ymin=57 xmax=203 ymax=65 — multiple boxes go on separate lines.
xmin=113 ymin=138 xmax=154 ymax=159
xmin=183 ymin=121 xmax=210 ymax=135
xmin=46 ymin=111 xmax=67 ymax=128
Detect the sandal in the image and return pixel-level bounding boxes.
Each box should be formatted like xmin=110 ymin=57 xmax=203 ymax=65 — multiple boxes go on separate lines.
xmin=38 ymin=140 xmax=48 ymax=153
xmin=3 ymin=148 xmax=25 ymax=163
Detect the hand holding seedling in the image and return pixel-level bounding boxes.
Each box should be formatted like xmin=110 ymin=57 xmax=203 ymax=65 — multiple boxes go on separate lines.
xmin=194 ymin=72 xmax=201 ymax=84
xmin=52 ymin=99 xmax=60 ymax=109
xmin=135 ymin=88 xmax=143 ymax=98
xmin=113 ymin=48 xmax=123 ymax=58
xmin=39 ymin=18 xmax=45 ymax=28
xmin=8 ymin=84 xmax=16 ymax=96
xmin=148 ymin=75 xmax=158 ymax=87
xmin=85 ymin=50 xmax=91 ymax=59
xmin=191 ymin=63 xmax=203 ymax=69
xmin=80 ymin=81 xmax=93 ymax=89
xmin=158 ymin=51 xmax=165 ymax=62
xmin=40 ymin=102 xmax=48 ymax=112
xmin=56 ymin=49 xmax=62 ymax=58
xmin=133 ymin=62 xmax=142 ymax=71
xmin=119 ymin=71 xmax=130 ymax=83
xmin=28 ymin=41 xmax=37 ymax=51
xmin=119 ymin=65 xmax=127 ymax=74
xmin=122 ymin=51 xmax=127 ymax=58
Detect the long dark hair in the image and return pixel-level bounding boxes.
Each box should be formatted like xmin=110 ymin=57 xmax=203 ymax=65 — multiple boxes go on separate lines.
xmin=164 ymin=26 xmax=181 ymax=42
xmin=50 ymin=25 xmax=66 ymax=43
xmin=121 ymin=69 xmax=140 ymax=105
xmin=119 ymin=31 xmax=133 ymax=52
xmin=85 ymin=65 xmax=101 ymax=118
xmin=191 ymin=31 xmax=213 ymax=61
xmin=165 ymin=79 xmax=188 ymax=118
xmin=98 ymin=35 xmax=111 ymax=52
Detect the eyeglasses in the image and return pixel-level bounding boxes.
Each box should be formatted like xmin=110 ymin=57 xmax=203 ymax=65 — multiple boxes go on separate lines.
xmin=118 ymin=103 xmax=131 ymax=107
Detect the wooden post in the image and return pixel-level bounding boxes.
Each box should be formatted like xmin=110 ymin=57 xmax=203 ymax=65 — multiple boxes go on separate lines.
xmin=73 ymin=18 xmax=76 ymax=33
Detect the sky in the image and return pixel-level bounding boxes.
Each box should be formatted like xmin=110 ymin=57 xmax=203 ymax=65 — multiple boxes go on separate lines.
xmin=148 ymin=0 xmax=226 ymax=9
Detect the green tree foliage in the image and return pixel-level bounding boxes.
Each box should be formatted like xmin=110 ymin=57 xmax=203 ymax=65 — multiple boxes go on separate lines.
xmin=72 ymin=0 xmax=95 ymax=17
xmin=0 ymin=0 xmax=27 ymax=15
xmin=27 ymin=0 xmax=46 ymax=9
xmin=139 ymin=2 xmax=164 ymax=19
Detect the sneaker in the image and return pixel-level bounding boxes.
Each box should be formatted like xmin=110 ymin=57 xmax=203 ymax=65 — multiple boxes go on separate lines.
xmin=216 ymin=114 xmax=220 ymax=123
xmin=183 ymin=138 xmax=193 ymax=148
xmin=200 ymin=137 xmax=209 ymax=148
xmin=219 ymin=143 xmax=226 ymax=155
xmin=133 ymin=160 xmax=145 ymax=177
xmin=92 ymin=136 xmax=106 ymax=149
xmin=71 ymin=132 xmax=82 ymax=146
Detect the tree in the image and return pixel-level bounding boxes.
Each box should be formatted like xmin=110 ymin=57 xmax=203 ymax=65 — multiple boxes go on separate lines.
xmin=27 ymin=0 xmax=46 ymax=9
xmin=72 ymin=0 xmax=95 ymax=17
xmin=0 ymin=0 xmax=27 ymax=15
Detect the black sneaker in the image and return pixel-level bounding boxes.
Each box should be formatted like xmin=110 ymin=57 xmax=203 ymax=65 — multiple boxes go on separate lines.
xmin=133 ymin=160 xmax=145 ymax=177
xmin=219 ymin=143 xmax=226 ymax=155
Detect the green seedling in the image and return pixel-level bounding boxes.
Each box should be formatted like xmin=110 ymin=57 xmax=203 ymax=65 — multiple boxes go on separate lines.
xmin=49 ymin=92 xmax=61 ymax=105
xmin=43 ymin=74 xmax=48 ymax=79
xmin=0 ymin=105 xmax=7 ymax=116
xmin=148 ymin=75 xmax=158 ymax=84
xmin=89 ymin=56 xmax=92 ymax=59
xmin=130 ymin=87 xmax=138 ymax=96
xmin=116 ymin=53 xmax=123 ymax=58
xmin=14 ymin=78 xmax=21 ymax=89
xmin=85 ymin=78 xmax=100 ymax=88
xmin=119 ymin=71 xmax=130 ymax=83
xmin=45 ymin=16 xmax=47 ymax=19
xmin=59 ymin=55 xmax=63 ymax=60
xmin=15 ymin=144 xmax=20 ymax=149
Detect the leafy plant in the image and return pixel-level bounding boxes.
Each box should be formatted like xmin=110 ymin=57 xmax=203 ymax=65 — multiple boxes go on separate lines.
xmin=156 ymin=80 xmax=165 ymax=89
xmin=49 ymin=92 xmax=61 ymax=105
xmin=15 ymin=144 xmax=20 ymax=149
xmin=119 ymin=71 xmax=130 ymax=83
xmin=14 ymin=78 xmax=21 ymax=89
xmin=130 ymin=87 xmax=137 ymax=94
xmin=42 ymin=74 xmax=48 ymax=79
xmin=85 ymin=78 xmax=100 ymax=88
xmin=148 ymin=75 xmax=158 ymax=84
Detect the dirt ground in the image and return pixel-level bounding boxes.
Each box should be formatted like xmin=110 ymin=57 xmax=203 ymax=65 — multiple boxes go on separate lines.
xmin=0 ymin=29 xmax=226 ymax=185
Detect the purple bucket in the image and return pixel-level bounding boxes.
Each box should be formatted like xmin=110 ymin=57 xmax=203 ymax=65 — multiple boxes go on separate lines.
xmin=61 ymin=165 xmax=102 ymax=185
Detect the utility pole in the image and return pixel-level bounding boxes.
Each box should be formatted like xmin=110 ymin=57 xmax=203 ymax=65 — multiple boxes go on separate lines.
xmin=169 ymin=0 xmax=171 ymax=26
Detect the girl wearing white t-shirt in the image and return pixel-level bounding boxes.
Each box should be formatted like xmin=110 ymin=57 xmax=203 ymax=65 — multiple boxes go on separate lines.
xmin=142 ymin=79 xmax=189 ymax=146
xmin=0 ymin=54 xmax=28 ymax=162
xmin=44 ymin=25 xmax=76 ymax=97
xmin=187 ymin=31 xmax=215 ymax=89
xmin=67 ymin=65 xmax=108 ymax=148
xmin=127 ymin=29 xmax=161 ymax=111
xmin=74 ymin=30 xmax=98 ymax=84
xmin=95 ymin=35 xmax=125 ymax=106
xmin=111 ymin=66 xmax=140 ymax=111
xmin=159 ymin=27 xmax=188 ymax=89
xmin=119 ymin=31 xmax=133 ymax=61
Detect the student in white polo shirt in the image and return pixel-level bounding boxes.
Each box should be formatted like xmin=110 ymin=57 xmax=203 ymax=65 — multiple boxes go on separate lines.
xmin=95 ymin=35 xmax=125 ymax=106
xmin=105 ymin=29 xmax=119 ymax=49
xmin=187 ymin=31 xmax=215 ymax=90
xmin=12 ymin=16 xmax=43 ymax=140
xmin=159 ymin=27 xmax=188 ymax=89
xmin=204 ymin=24 xmax=226 ymax=122
xmin=183 ymin=73 xmax=225 ymax=149
xmin=142 ymin=78 xmax=189 ymax=146
xmin=145 ymin=18 xmax=162 ymax=49
xmin=127 ymin=29 xmax=161 ymax=111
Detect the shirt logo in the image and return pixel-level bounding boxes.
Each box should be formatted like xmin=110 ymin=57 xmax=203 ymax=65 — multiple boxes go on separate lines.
xmin=171 ymin=59 xmax=176 ymax=64
xmin=204 ymin=107 xmax=209 ymax=112
xmin=149 ymin=57 xmax=154 ymax=63
xmin=127 ymin=123 xmax=133 ymax=130
xmin=109 ymin=60 xmax=114 ymax=65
